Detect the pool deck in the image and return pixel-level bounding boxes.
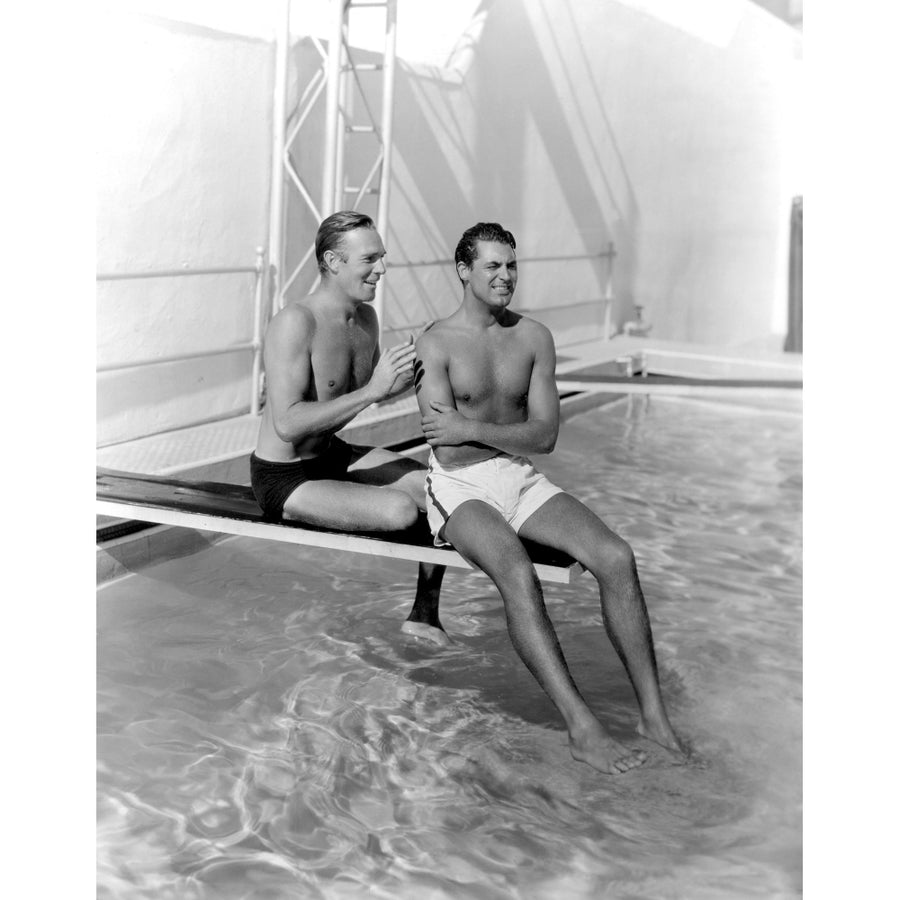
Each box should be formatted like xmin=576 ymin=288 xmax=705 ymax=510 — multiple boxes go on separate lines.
xmin=97 ymin=336 xmax=801 ymax=583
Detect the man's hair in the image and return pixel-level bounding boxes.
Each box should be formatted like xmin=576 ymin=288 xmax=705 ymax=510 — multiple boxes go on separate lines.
xmin=315 ymin=211 xmax=376 ymax=274
xmin=454 ymin=222 xmax=517 ymax=274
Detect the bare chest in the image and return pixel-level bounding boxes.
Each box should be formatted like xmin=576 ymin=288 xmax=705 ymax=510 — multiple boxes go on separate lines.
xmin=309 ymin=320 xmax=375 ymax=398
xmin=447 ymin=334 xmax=535 ymax=412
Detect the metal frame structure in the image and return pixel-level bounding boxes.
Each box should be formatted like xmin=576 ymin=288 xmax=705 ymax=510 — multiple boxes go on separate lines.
xmin=96 ymin=248 xmax=268 ymax=417
xmin=97 ymin=2 xmax=625 ymax=456
xmin=97 ymin=0 xmax=399 ymax=446
xmin=271 ymin=0 xmax=399 ymax=332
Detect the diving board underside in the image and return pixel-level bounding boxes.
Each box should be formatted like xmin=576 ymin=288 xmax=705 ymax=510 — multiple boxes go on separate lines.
xmin=96 ymin=471 xmax=585 ymax=584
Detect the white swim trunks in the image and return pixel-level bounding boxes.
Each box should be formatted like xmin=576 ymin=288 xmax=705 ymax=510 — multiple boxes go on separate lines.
xmin=425 ymin=451 xmax=564 ymax=547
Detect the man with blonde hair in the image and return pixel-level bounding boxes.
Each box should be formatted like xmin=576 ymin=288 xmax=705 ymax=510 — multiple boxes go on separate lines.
xmin=252 ymin=211 xmax=447 ymax=645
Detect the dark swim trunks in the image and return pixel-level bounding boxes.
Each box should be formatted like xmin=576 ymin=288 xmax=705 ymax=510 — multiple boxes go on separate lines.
xmin=250 ymin=437 xmax=355 ymax=522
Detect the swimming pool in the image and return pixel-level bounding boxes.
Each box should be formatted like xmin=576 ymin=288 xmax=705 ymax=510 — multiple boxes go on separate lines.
xmin=97 ymin=393 xmax=801 ymax=899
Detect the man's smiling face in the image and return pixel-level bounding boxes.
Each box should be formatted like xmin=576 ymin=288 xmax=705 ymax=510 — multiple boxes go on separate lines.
xmin=460 ymin=240 xmax=518 ymax=310
xmin=333 ymin=227 xmax=387 ymax=303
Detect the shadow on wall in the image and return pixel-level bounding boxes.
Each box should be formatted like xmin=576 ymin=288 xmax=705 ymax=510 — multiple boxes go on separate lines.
xmin=277 ymin=1 xmax=641 ymax=339
xmin=387 ymin=68 xmax=481 ymax=328
xmin=468 ymin=0 xmax=640 ymax=329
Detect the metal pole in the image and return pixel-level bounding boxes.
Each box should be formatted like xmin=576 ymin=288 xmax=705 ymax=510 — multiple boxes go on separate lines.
xmin=251 ymin=247 xmax=266 ymax=415
xmin=603 ymin=241 xmax=615 ymax=340
xmin=321 ymin=0 xmax=346 ymax=218
xmin=374 ymin=0 xmax=398 ymax=339
xmin=269 ymin=0 xmax=290 ymax=315
xmin=333 ymin=27 xmax=350 ymax=213
xmin=97 ymin=265 xmax=258 ymax=281
xmin=97 ymin=344 xmax=259 ymax=374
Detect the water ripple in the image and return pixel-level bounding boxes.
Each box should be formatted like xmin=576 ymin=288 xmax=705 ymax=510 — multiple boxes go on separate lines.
xmin=98 ymin=398 xmax=801 ymax=899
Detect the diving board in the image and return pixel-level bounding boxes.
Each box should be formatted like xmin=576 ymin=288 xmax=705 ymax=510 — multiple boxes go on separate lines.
xmin=96 ymin=469 xmax=585 ymax=584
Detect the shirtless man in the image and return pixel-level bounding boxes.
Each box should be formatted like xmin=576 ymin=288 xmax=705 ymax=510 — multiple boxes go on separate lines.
xmin=251 ymin=211 xmax=446 ymax=645
xmin=414 ymin=222 xmax=686 ymax=774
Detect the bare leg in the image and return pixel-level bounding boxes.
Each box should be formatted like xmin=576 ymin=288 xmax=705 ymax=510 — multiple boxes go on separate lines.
xmin=444 ymin=500 xmax=647 ymax=775
xmin=284 ymin=446 xmax=450 ymax=644
xmin=345 ymin=447 xmax=450 ymax=645
xmin=401 ymin=562 xmax=449 ymax=647
xmin=518 ymin=493 xmax=686 ymax=758
xmin=345 ymin=445 xmax=431 ymax=506
xmin=282 ymin=478 xmax=420 ymax=531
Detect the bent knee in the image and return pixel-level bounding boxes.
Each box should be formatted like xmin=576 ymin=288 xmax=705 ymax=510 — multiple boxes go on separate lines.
xmin=590 ymin=535 xmax=636 ymax=578
xmin=493 ymin=552 xmax=541 ymax=595
xmin=382 ymin=493 xmax=420 ymax=531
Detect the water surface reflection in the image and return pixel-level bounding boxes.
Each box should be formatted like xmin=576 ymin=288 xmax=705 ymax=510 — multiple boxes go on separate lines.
xmin=98 ymin=396 xmax=801 ymax=899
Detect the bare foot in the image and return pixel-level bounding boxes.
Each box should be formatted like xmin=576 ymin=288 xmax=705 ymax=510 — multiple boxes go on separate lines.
xmin=637 ymin=715 xmax=688 ymax=760
xmin=569 ymin=721 xmax=647 ymax=775
xmin=401 ymin=620 xmax=451 ymax=647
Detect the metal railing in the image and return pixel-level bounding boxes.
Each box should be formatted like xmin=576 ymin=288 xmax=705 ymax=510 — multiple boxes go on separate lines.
xmin=96 ymin=247 xmax=268 ymax=416
xmin=381 ymin=243 xmax=617 ymax=340
xmin=96 ymin=235 xmax=617 ymax=441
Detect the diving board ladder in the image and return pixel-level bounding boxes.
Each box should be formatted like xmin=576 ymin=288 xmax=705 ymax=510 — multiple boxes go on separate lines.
xmin=272 ymin=0 xmax=399 ymax=341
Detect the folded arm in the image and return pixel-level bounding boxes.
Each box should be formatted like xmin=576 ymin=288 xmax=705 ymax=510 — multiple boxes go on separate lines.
xmin=460 ymin=325 xmax=559 ymax=456
xmin=414 ymin=332 xmax=467 ymax=465
xmin=416 ymin=325 xmax=560 ymax=463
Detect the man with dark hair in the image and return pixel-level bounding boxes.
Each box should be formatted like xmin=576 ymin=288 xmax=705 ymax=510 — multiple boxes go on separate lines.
xmin=252 ymin=211 xmax=447 ymax=645
xmin=414 ymin=222 xmax=686 ymax=774
xmin=453 ymin=220 xmax=517 ymax=270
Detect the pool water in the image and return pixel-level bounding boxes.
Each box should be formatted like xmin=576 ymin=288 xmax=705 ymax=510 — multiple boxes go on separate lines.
xmin=97 ymin=394 xmax=802 ymax=899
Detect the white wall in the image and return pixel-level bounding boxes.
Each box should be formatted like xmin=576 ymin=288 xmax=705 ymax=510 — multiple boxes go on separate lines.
xmin=402 ymin=0 xmax=802 ymax=347
xmin=96 ymin=0 xmax=801 ymax=445
xmin=584 ymin=0 xmax=803 ymax=343
xmin=96 ymin=12 xmax=272 ymax=445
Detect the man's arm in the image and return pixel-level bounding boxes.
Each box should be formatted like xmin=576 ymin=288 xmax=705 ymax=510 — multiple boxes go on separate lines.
xmin=459 ymin=324 xmax=559 ymax=455
xmin=418 ymin=323 xmax=560 ymax=460
xmin=448 ymin=323 xmax=559 ymax=456
xmin=266 ymin=307 xmax=415 ymax=445
xmin=414 ymin=330 xmax=473 ymax=465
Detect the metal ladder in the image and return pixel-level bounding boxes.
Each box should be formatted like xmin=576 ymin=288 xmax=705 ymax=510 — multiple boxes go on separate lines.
xmin=268 ymin=0 xmax=398 ymax=333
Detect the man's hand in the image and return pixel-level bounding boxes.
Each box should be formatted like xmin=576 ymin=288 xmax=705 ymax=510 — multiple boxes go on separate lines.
xmin=421 ymin=400 xmax=474 ymax=447
xmin=413 ymin=320 xmax=436 ymax=340
xmin=369 ymin=336 xmax=416 ymax=401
